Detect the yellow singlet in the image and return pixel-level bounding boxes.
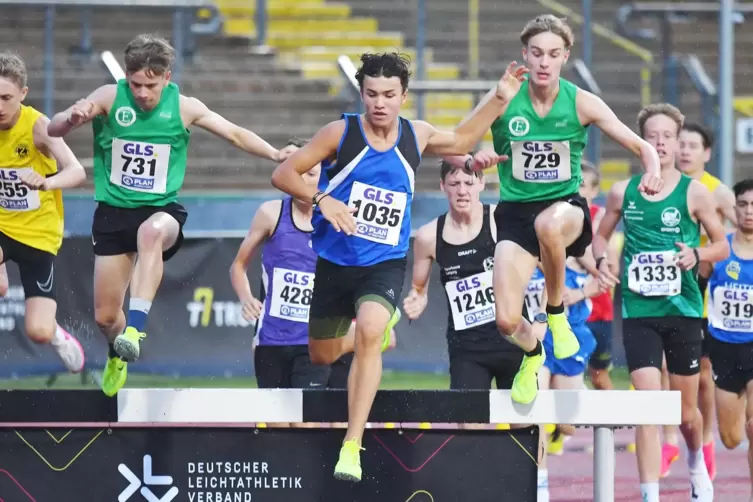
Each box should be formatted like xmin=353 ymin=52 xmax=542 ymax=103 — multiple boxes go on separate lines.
xmin=0 ymin=105 xmax=63 ymax=255
xmin=699 ymin=171 xmax=722 ymax=318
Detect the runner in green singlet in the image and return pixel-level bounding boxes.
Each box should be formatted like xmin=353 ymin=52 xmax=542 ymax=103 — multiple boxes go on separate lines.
xmin=465 ymin=14 xmax=663 ymax=405
xmin=592 ymin=103 xmax=729 ymax=502
xmin=47 ymin=34 xmax=287 ymax=397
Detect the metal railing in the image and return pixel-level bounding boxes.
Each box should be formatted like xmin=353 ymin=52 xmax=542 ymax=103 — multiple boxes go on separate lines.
xmin=3 ymin=0 xmax=221 ymax=118
xmin=536 ymin=0 xmax=654 ymax=107
xmin=573 ymin=59 xmax=602 ymax=164
xmin=616 ymin=1 xmax=741 ymax=191
xmin=682 ymin=55 xmax=720 ymax=176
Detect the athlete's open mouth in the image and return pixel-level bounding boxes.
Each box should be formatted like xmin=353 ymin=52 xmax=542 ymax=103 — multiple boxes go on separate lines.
xmin=536 ymin=72 xmax=550 ymax=79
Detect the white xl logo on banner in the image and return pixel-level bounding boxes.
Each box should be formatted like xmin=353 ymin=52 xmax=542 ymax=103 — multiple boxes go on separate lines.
xmin=119 ymin=454 xmax=179 ymax=502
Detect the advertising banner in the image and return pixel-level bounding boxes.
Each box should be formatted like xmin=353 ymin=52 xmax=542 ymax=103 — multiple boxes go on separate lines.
xmin=0 ymin=427 xmax=538 ymax=502
xmin=0 ymin=236 xmax=626 ymax=379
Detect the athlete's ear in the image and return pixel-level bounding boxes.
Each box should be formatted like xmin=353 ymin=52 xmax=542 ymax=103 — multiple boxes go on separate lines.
xmin=401 ymin=90 xmax=407 ymax=105
xmin=164 ymin=70 xmax=172 ymax=83
xmin=521 ymin=46 xmax=528 ymax=63
xmin=563 ymin=50 xmax=570 ymax=64
xmin=440 ymin=180 xmax=446 ymax=193
xmin=20 ymin=86 xmax=28 ymax=102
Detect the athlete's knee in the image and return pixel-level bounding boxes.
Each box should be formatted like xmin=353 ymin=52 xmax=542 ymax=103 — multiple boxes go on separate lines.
xmin=496 ymin=309 xmax=522 ymax=337
xmin=720 ymin=423 xmax=744 ymax=450
xmin=95 ymin=307 xmax=122 ymax=334
xmin=308 ymin=341 xmax=340 ymax=366
xmin=25 ymin=317 xmax=54 ymax=344
xmin=698 ymin=363 xmax=713 ymax=392
xmin=137 ymin=221 xmax=171 ymax=250
xmin=679 ymin=401 xmax=700 ymax=428
xmin=533 ymin=213 xmax=562 ymax=243
xmin=354 ymin=316 xmax=385 ymax=346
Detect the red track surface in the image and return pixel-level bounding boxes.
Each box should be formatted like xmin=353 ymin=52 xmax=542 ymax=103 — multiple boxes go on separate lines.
xmin=548 ymin=428 xmax=750 ymax=501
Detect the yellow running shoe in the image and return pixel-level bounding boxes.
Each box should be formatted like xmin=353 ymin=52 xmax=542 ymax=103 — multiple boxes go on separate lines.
xmin=547 ymin=426 xmax=566 ymax=456
xmin=102 ymin=356 xmax=128 ymax=397
xmin=381 ymin=308 xmax=401 ymax=352
xmin=547 ymin=312 xmax=579 ymax=359
xmin=113 ymin=327 xmax=146 ymax=362
xmin=334 ymin=438 xmax=364 ymax=482
xmin=511 ymin=350 xmax=545 ymax=404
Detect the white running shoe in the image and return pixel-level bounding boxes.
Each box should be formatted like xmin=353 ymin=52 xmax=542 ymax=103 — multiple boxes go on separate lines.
xmin=52 ymin=327 xmax=85 ymax=373
xmin=690 ymin=469 xmax=714 ymax=502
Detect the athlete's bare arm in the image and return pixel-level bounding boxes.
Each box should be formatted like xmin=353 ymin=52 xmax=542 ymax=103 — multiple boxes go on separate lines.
xmin=403 ymin=220 xmax=437 ymax=320
xmin=29 ymin=115 xmax=86 ymax=190
xmin=180 ymin=96 xmax=279 ymax=162
xmin=714 ymin=183 xmax=738 ymax=227
xmin=443 ymin=149 xmax=504 ymax=172
xmin=685 ymin=181 xmax=731 ymax=267
xmin=272 ymin=120 xmax=344 ymax=202
xmin=698 ymin=261 xmax=714 ymax=280
xmin=593 ymin=180 xmax=628 ymax=287
xmin=230 ymin=200 xmax=281 ymax=320
xmin=577 ymin=90 xmax=662 ymax=194
xmin=47 ymin=84 xmax=116 ymax=137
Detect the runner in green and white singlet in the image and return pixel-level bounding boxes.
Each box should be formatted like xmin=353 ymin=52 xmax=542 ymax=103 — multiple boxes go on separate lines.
xmin=471 ymin=14 xmax=663 ymax=406
xmin=48 ymin=34 xmax=287 ymax=397
xmin=592 ymin=103 xmax=729 ymax=502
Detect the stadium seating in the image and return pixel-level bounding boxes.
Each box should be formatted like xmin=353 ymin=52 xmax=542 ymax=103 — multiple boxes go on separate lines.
xmin=6 ymin=1 xmax=749 ymax=192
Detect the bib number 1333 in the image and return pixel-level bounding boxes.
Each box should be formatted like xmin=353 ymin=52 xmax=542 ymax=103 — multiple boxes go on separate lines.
xmin=627 ymin=251 xmax=681 ymax=297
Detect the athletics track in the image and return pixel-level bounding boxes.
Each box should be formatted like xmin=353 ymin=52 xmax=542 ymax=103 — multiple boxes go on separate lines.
xmin=548 ymin=427 xmax=749 ymax=501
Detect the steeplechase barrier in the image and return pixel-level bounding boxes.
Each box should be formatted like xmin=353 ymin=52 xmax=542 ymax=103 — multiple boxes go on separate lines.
xmin=0 ymin=388 xmax=679 ymax=502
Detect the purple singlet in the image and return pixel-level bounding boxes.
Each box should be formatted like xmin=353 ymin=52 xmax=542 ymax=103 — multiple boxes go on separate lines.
xmin=257 ymin=197 xmax=317 ymax=345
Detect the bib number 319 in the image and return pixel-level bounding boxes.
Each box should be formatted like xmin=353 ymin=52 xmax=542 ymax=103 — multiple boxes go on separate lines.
xmin=348 ymin=181 xmax=407 ymax=247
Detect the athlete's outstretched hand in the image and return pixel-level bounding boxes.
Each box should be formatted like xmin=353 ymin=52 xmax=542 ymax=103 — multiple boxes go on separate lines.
xmin=674 ymin=242 xmax=698 ymax=271
xmin=402 ymin=288 xmax=428 ymax=320
xmin=319 ymin=196 xmax=357 ymax=235
xmin=18 ymin=170 xmax=48 ymax=190
xmin=67 ymin=99 xmax=95 ymax=125
xmin=469 ymin=149 xmax=507 ymax=171
xmin=597 ymin=257 xmax=620 ymax=290
xmin=496 ymin=61 xmax=529 ymax=103
xmin=638 ymin=171 xmax=663 ymax=195
xmin=241 ymin=296 xmax=264 ymax=321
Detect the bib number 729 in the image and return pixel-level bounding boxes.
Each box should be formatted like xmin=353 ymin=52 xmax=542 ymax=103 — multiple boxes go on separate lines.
xmin=121 ymin=155 xmax=157 ymax=177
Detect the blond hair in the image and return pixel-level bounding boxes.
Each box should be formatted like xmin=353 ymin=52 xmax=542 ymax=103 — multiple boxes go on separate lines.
xmin=0 ymin=51 xmax=27 ymax=88
xmin=637 ymin=103 xmax=685 ymax=138
xmin=520 ymin=15 xmax=574 ymax=49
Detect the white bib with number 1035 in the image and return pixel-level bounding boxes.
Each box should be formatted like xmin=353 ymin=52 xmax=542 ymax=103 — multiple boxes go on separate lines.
xmin=627 ymin=251 xmax=681 ymax=297
xmin=110 ymin=138 xmax=171 ymax=193
xmin=269 ymin=267 xmax=315 ymax=322
xmin=348 ymin=181 xmax=407 ymax=247
xmin=511 ymin=141 xmax=572 ymax=183
xmin=0 ymin=168 xmax=39 ymax=211
xmin=445 ymin=271 xmax=495 ymax=331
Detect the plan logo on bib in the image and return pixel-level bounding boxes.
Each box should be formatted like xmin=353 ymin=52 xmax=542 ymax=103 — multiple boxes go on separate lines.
xmin=660 ymin=207 xmax=681 ymax=233
xmin=115 ymin=106 xmax=137 ymax=127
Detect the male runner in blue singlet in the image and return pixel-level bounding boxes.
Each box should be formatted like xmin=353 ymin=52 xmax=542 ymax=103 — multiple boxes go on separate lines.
xmin=271 ymin=52 xmax=521 ymax=481
xmin=703 ymin=178 xmax=753 ymax=499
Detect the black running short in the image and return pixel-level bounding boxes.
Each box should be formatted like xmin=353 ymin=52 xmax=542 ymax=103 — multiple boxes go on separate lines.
xmin=254 ymin=345 xmax=331 ymax=389
xmin=622 ymin=316 xmax=703 ymax=376
xmin=0 ymin=230 xmax=56 ymax=300
xmin=705 ymin=335 xmax=753 ymax=395
xmin=91 ymin=201 xmax=188 ymax=261
xmin=494 ymin=192 xmax=592 ymax=258
xmin=308 ymin=257 xmax=406 ymax=340
xmin=449 ymin=350 xmax=524 ymax=390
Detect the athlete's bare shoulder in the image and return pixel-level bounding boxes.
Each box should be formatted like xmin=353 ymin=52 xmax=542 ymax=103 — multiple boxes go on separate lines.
xmin=607 ymin=179 xmax=630 ymax=210
xmin=259 ymin=199 xmax=284 ymax=219
xmin=414 ymin=217 xmax=438 ymax=258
